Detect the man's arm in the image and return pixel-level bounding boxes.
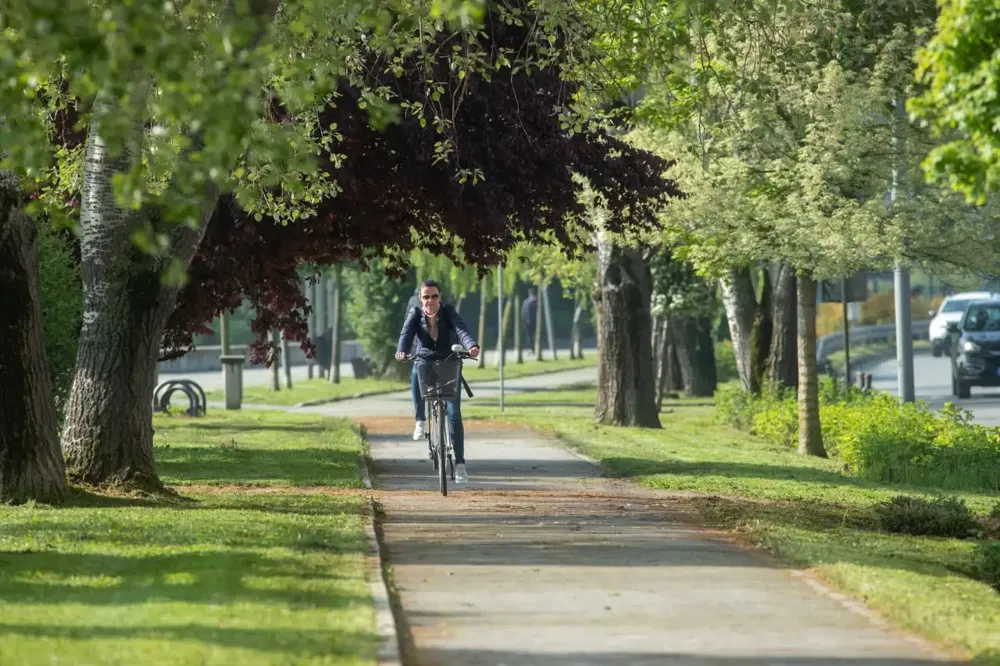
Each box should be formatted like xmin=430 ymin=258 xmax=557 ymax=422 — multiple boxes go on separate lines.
xmin=396 ymin=306 xmax=419 ymax=355
xmin=447 ymin=305 xmax=479 ymax=351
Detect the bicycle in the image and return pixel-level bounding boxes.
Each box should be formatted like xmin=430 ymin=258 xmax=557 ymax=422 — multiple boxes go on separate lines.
xmin=407 ymin=344 xmax=474 ymax=496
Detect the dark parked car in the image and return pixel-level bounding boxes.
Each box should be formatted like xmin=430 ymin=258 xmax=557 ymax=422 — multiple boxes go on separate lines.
xmin=949 ymin=299 xmax=1000 ymax=398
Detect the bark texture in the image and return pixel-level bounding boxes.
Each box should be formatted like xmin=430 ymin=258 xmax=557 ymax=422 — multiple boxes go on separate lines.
xmin=720 ymin=267 xmax=758 ymax=393
xmin=594 ymin=239 xmax=660 ymax=428
xmin=60 ymin=98 xmax=216 ymax=488
xmin=768 ymin=263 xmax=798 ymax=388
xmin=0 ymin=174 xmax=68 ymax=503
xmin=796 ymin=274 xmax=827 ymax=457
xmin=669 ymin=316 xmax=716 ymax=397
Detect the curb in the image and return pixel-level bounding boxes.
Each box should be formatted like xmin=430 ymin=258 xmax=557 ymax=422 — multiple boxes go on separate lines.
xmin=298 ymin=387 xmax=405 ymax=408
xmin=356 ymin=452 xmax=402 ymax=666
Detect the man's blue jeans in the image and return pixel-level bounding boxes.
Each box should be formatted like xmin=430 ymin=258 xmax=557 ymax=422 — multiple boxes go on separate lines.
xmin=411 ymin=361 xmax=465 ymax=463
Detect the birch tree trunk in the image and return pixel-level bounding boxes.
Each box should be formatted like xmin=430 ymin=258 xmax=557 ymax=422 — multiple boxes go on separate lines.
xmin=571 ymin=300 xmax=584 ymax=359
xmin=797 ymin=274 xmax=827 ymax=457
xmin=594 ymin=238 xmax=660 ymax=428
xmin=0 ymin=173 xmax=68 ymax=503
xmin=720 ymin=267 xmax=758 ymax=394
xmin=60 ymin=95 xmax=217 ymax=488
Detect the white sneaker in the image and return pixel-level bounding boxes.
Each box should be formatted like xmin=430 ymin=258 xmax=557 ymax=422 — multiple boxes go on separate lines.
xmin=412 ymin=421 xmax=426 ymax=440
xmin=455 ymin=463 xmax=468 ymax=483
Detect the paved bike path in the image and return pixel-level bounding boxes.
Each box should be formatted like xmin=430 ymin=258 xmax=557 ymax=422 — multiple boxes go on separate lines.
xmin=309 ymin=369 xmax=953 ymax=665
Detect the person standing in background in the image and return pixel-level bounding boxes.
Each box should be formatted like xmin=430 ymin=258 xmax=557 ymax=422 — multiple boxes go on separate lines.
xmin=521 ymin=287 xmax=537 ymax=355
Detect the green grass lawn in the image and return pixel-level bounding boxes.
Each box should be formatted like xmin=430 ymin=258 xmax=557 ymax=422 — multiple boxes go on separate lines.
xmin=0 ymin=411 xmax=376 ymax=666
xmin=207 ymin=354 xmax=597 ymax=406
xmin=466 ymin=386 xmax=1000 ymax=663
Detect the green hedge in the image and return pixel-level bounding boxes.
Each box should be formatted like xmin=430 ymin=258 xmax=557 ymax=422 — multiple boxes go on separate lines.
xmin=717 ymin=380 xmax=1000 ymax=492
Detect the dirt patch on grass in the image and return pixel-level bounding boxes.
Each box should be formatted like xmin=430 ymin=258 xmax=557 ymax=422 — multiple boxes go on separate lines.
xmin=171 ymin=483 xmax=370 ymax=498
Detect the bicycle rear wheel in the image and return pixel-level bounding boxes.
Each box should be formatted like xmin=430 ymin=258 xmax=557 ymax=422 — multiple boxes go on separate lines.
xmin=435 ymin=403 xmax=448 ymax=496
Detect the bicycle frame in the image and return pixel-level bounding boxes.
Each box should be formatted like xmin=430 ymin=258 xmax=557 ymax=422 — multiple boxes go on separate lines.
xmin=406 ymin=347 xmax=473 ymax=496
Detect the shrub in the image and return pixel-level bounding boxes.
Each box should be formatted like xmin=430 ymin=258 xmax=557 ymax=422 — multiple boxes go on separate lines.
xmin=873 ymin=495 xmax=979 ymax=538
xmin=342 ymin=261 xmax=414 ymax=378
xmin=835 ymin=399 xmax=1000 ymax=491
xmin=978 ymin=541 xmax=1000 ymax=590
xmin=752 ymin=402 xmax=798 ymax=448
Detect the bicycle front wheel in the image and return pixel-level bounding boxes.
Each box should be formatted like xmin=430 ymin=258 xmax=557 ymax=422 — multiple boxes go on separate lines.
xmin=436 ymin=403 xmax=448 ymax=496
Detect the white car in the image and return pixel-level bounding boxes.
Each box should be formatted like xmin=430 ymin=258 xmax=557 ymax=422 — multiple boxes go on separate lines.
xmin=929 ymin=291 xmax=1000 ymax=357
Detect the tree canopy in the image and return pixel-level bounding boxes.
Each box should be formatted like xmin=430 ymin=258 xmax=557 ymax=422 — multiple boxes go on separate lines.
xmin=163 ymin=8 xmax=681 ymax=362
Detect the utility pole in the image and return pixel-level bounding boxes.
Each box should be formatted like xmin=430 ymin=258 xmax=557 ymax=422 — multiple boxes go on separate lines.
xmin=892 ymin=96 xmax=915 ymax=403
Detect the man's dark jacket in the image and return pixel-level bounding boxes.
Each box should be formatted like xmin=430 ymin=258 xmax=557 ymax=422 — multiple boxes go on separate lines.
xmin=397 ymin=304 xmax=478 ymax=360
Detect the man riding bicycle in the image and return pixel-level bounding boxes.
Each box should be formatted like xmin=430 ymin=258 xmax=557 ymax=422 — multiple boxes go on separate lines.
xmin=395 ymin=279 xmax=480 ymax=482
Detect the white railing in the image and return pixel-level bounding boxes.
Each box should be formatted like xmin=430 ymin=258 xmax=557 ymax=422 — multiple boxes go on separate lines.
xmin=816 ymin=320 xmax=930 ymax=361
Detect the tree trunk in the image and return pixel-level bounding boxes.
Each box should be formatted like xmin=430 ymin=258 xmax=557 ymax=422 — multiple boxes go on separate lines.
xmin=0 ymin=175 xmax=68 ymax=504
xmin=454 ymin=296 xmax=464 ymax=315
xmin=534 ymin=281 xmax=544 ymax=360
xmin=477 ymin=278 xmax=487 ymax=369
xmin=307 ymin=277 xmax=317 ymax=379
xmin=768 ymin=263 xmax=798 ymax=389
xmin=316 ymin=273 xmax=328 ymax=378
xmin=514 ymin=294 xmax=524 ymax=364
xmin=268 ymin=329 xmax=281 ymax=391
xmin=329 ymin=265 xmax=341 ymax=383
xmin=542 ymin=282 xmax=558 ymax=360
xmin=694 ymin=315 xmax=718 ymax=395
xmin=571 ymin=300 xmax=583 ymax=359
xmin=594 ymin=239 xmax=660 ymax=428
xmin=61 ymin=98 xmax=217 ymax=489
xmin=664 ymin=337 xmax=683 ymax=393
xmin=720 ymin=267 xmax=759 ymax=394
xmin=281 ymin=330 xmax=292 ymax=389
xmin=655 ymin=317 xmax=669 ymax=406
xmin=796 ymin=274 xmax=827 ymax=457
xmin=751 ymin=266 xmax=773 ymax=389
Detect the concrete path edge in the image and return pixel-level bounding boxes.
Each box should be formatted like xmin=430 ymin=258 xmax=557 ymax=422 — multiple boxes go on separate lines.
xmin=357 ymin=450 xmax=403 ymax=666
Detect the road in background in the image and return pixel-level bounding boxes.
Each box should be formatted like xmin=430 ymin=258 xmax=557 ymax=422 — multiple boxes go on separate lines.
xmin=870 ymin=349 xmax=1000 ymax=425
xmin=159 ymin=347 xmax=591 ymax=392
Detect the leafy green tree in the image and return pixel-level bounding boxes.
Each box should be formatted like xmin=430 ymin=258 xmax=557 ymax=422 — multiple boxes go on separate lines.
xmin=343 ymin=261 xmax=414 ymax=378
xmin=910 ymin=0 xmax=1000 ymax=201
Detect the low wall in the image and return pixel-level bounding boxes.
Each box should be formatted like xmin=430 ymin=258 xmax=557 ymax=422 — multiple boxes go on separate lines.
xmin=158 ymin=340 xmax=366 ymax=373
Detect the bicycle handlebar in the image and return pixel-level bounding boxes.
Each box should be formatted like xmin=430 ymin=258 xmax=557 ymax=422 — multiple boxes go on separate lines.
xmin=402 ymin=349 xmax=475 ymax=398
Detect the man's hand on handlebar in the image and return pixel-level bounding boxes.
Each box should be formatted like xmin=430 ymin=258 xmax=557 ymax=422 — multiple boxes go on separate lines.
xmin=468 ymin=346 xmax=480 ymax=359
xmin=395 ymin=351 xmax=407 ymax=362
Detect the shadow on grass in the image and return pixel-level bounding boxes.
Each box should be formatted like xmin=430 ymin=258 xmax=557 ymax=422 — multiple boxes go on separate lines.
xmin=0 ymin=621 xmax=375 ymax=659
xmin=599 ymin=457 xmax=857 ymax=487
xmin=686 ymin=494 xmax=992 ymax=585
xmin=154 ymin=446 xmax=360 ymax=486
xmin=0 ymin=549 xmax=366 ymax=610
